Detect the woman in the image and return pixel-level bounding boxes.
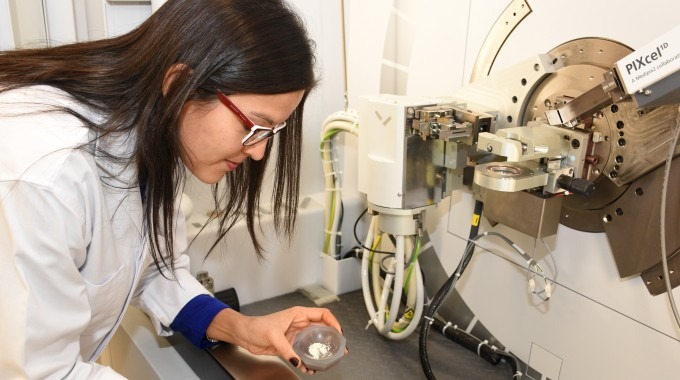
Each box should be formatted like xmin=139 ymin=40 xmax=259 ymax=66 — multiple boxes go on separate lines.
xmin=0 ymin=0 xmax=344 ymax=378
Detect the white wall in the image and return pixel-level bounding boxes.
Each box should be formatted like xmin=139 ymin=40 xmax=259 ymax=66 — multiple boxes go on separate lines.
xmin=0 ymin=0 xmax=14 ymax=50
xmin=0 ymin=0 xmax=148 ymax=47
xmin=270 ymin=0 xmax=347 ymax=200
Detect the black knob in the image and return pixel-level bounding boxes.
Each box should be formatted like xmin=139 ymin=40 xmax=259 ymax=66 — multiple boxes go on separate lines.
xmin=556 ymin=174 xmax=595 ymax=197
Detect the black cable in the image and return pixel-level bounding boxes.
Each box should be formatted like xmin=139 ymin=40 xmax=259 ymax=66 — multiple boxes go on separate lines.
xmin=333 ymin=200 xmax=345 ymax=256
xmin=340 ymin=246 xmax=362 ymax=260
xmin=420 ymin=200 xmax=493 ymax=379
xmin=340 ymin=200 xmax=344 ymax=227
xmin=418 ymin=200 xmax=521 ymax=379
xmin=461 ymin=200 xmax=484 ymax=270
xmin=431 ymin=317 xmax=520 ymax=374
xmin=388 ymin=233 xmax=397 ymax=247
xmin=353 ymin=207 xmax=397 ymax=255
xmin=419 ymin=231 xmax=479 ymax=380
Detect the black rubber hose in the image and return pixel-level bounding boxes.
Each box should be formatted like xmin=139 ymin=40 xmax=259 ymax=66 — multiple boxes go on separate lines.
xmin=432 ymin=318 xmax=501 ymax=365
xmin=461 ymin=200 xmax=484 ymax=269
xmin=419 ymin=200 xmax=484 ymax=380
xmin=431 ymin=317 xmax=500 ymax=364
xmin=431 ymin=317 xmax=520 ymax=377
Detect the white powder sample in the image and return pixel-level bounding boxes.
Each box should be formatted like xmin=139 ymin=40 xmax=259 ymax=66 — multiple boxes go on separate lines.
xmin=307 ymin=342 xmax=332 ymax=359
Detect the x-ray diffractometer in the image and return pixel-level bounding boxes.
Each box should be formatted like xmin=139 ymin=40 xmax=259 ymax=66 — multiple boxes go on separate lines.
xmin=343 ymin=0 xmax=680 ymax=379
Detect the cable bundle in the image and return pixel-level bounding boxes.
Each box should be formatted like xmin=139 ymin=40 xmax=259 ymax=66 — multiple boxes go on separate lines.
xmin=320 ymin=110 xmax=359 ymax=258
xmin=359 ymin=211 xmax=425 ymax=340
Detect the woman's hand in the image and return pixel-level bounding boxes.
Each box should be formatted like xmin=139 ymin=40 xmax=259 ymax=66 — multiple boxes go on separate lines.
xmin=205 ymin=306 xmax=347 ymax=373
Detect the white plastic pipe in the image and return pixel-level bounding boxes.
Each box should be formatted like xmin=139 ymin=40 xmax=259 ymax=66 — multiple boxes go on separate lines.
xmin=378 ymin=235 xmax=405 ymax=334
xmin=361 ymin=216 xmax=378 ymax=324
xmin=376 ymin=273 xmax=394 ymax=331
xmin=361 ymin=215 xmax=424 ymax=339
xmin=385 ymin=260 xmax=424 ymax=340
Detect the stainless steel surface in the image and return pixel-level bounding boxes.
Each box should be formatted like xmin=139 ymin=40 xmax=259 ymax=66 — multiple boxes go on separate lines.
xmin=403 ymin=135 xmax=448 ymax=209
xmin=522 ymin=36 xmax=680 ymax=192
xmin=406 ymin=103 xmax=487 ymax=207
xmin=457 ymin=54 xmax=563 ymax=133
xmin=544 ymin=81 xmax=613 ymax=127
xmin=208 ymin=344 xmax=299 ymax=380
xmin=494 ymin=124 xmax=569 ymax=161
xmin=474 ymin=161 xmax=548 ymax=192
xmin=479 ymin=187 xmax=563 ymax=238
xmin=601 ymin=155 xmax=680 ymax=279
xmin=523 ymin=38 xmax=631 ymax=184
xmin=492 ymin=37 xmax=680 ymax=286
xmin=599 ymin=100 xmax=680 ymax=186
xmin=370 ymin=204 xmax=431 ymax=236
xmin=477 ymin=132 xmax=525 ymax=161
xmin=411 ymin=105 xmax=472 ymax=143
xmin=520 ymin=38 xmax=631 ymax=232
xmin=455 ymin=108 xmax=493 ymax=145
xmin=560 ymin=175 xmax=627 ymax=233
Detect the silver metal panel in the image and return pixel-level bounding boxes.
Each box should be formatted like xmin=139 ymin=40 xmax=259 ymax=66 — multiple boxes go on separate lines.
xmin=403 ymin=135 xmax=464 ymax=209
xmin=545 ymin=82 xmax=613 ymax=126
xmin=602 ymin=155 xmax=680 ymax=279
xmin=480 ymin=187 xmax=563 ymax=238
xmin=403 ymin=135 xmax=438 ymax=209
xmin=599 ymin=99 xmax=680 ymax=186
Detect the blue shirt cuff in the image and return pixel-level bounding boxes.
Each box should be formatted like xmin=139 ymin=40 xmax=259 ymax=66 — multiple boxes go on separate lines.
xmin=170 ymin=294 xmax=229 ymax=349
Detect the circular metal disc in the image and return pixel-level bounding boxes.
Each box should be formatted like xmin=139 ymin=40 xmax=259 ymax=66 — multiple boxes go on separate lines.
xmin=522 ymin=38 xmax=633 ymax=232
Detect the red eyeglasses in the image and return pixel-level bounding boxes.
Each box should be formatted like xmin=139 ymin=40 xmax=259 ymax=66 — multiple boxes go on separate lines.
xmin=216 ymin=92 xmax=287 ymax=146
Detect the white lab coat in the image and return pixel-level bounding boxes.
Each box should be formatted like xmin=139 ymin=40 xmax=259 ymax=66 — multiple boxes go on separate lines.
xmin=0 ymin=86 xmax=210 ymax=379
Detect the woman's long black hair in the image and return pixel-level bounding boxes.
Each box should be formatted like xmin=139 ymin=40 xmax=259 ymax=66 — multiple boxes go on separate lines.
xmin=0 ymin=0 xmax=316 ymax=273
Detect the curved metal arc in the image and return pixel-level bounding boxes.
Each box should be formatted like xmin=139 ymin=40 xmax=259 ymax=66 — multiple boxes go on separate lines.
xmin=469 ymin=0 xmax=532 ymax=83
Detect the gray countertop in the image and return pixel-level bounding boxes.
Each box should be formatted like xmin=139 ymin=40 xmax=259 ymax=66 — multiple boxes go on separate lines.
xmin=168 ymin=290 xmax=513 ymax=379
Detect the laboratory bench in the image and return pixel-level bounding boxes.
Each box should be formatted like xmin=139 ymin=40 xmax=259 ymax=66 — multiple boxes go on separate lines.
xmin=156 ymin=289 xmax=514 ymax=379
